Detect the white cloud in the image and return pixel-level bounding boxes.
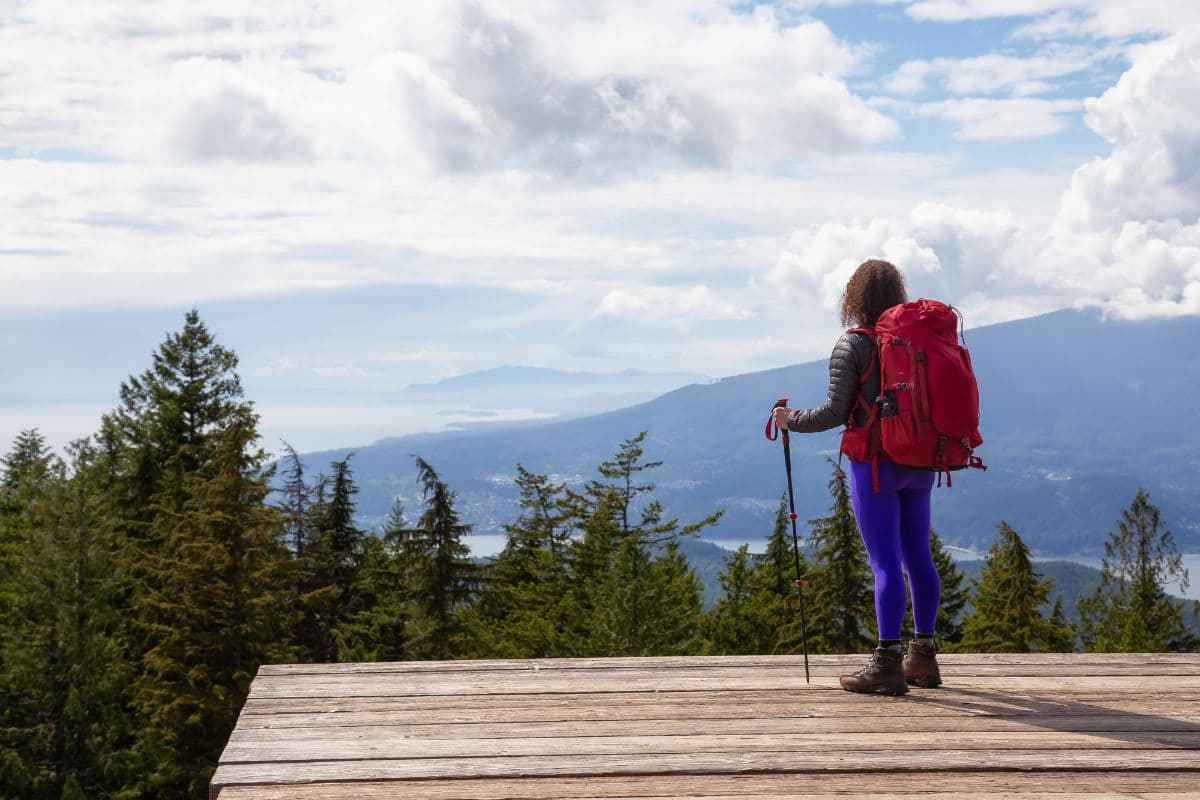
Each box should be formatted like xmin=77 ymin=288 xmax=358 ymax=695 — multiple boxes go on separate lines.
xmin=904 ymin=0 xmax=1088 ymax=23
xmin=914 ymin=97 xmax=1082 ymax=141
xmin=0 ymin=0 xmax=897 ymax=176
xmin=597 ymin=285 xmax=752 ymax=326
xmin=1040 ymin=31 xmax=1200 ymax=318
xmin=883 ymin=48 xmax=1110 ymax=97
xmin=765 ymin=201 xmax=1027 ymax=324
xmin=768 ymin=30 xmax=1200 ymax=324
xmin=902 ymin=0 xmax=1200 ymax=38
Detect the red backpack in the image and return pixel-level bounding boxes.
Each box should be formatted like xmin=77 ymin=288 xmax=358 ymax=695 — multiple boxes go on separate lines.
xmin=840 ymin=298 xmax=986 ymax=491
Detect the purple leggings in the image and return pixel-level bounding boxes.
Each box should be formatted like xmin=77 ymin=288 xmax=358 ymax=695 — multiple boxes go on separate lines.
xmin=847 ymin=460 xmax=939 ymax=641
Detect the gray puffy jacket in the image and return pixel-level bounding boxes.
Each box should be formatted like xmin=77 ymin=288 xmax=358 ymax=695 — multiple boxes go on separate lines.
xmin=786 ymin=330 xmax=879 ymax=433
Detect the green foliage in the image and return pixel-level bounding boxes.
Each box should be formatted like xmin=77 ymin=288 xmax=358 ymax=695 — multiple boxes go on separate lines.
xmin=1 ymin=438 xmax=139 ymax=798
xmin=466 ymin=467 xmax=577 ymax=658
xmin=335 ymin=504 xmax=415 ymax=662
xmin=703 ymin=543 xmax=787 ymax=655
xmin=802 ymin=460 xmax=873 ymax=655
xmin=297 ymin=456 xmax=370 ymax=663
xmin=928 ymin=529 xmax=968 ymax=646
xmin=565 ymin=434 xmax=720 ymax=657
xmin=959 ymin=522 xmax=1075 ymax=653
xmin=132 ymin=408 xmax=297 ymax=799
xmin=589 ymin=539 xmax=703 ymax=656
xmin=1077 ymin=489 xmax=1197 ymax=653
xmin=401 ymin=458 xmax=479 ymax=660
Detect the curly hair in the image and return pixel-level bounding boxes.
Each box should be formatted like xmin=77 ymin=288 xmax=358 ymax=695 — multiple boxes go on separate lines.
xmin=840 ymin=259 xmax=908 ymax=328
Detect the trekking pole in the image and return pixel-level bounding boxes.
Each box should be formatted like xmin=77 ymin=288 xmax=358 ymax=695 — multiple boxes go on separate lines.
xmin=765 ymin=397 xmax=810 ymax=684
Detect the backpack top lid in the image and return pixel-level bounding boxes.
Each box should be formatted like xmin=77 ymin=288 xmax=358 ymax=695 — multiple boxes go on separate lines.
xmin=876 ymin=298 xmax=959 ymax=339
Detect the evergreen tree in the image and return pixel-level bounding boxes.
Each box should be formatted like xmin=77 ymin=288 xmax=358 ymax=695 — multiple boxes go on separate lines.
xmin=565 ymin=434 xmax=718 ymax=657
xmin=276 ymin=441 xmax=313 ymax=556
xmin=802 ymin=460 xmax=873 ymax=654
xmin=133 ymin=408 xmax=296 ymax=799
xmin=567 ymin=431 xmax=721 ymax=545
xmin=1 ymin=428 xmax=55 ymax=496
xmin=92 ymin=311 xmax=296 ymax=798
xmin=959 ymin=522 xmax=1074 ymax=653
xmin=403 ymin=457 xmax=479 ymax=660
xmin=0 ymin=430 xmax=56 ymax=615
xmin=299 ymin=456 xmax=369 ymax=662
xmin=928 ymin=529 xmax=969 ymax=647
xmin=589 ymin=539 xmax=703 ymax=656
xmin=1045 ymin=598 xmax=1079 ymax=653
xmin=336 ymin=501 xmax=414 ymax=662
xmin=704 ymin=544 xmax=782 ymax=655
xmin=756 ymin=494 xmax=811 ymax=654
xmin=105 ymin=309 xmax=246 ymax=520
xmin=0 ymin=440 xmax=139 ymax=799
xmin=467 ymin=466 xmax=577 ymax=658
xmin=1078 ymin=489 xmax=1197 ymax=653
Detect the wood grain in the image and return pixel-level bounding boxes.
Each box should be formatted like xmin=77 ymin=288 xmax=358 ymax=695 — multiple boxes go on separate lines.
xmin=211 ymin=653 xmax=1200 ymax=800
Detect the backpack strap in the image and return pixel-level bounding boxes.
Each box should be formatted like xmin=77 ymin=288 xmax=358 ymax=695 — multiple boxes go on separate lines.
xmin=844 ymin=327 xmax=883 ymax=493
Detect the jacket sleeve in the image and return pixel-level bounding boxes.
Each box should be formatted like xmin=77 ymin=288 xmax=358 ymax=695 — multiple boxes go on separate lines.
xmin=786 ymin=333 xmax=864 ymax=434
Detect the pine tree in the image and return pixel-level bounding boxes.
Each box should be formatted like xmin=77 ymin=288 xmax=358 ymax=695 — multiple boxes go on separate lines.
xmin=133 ymin=408 xmax=296 ymax=799
xmin=95 ymin=311 xmax=296 ymax=799
xmin=467 ymin=466 xmax=577 ymax=658
xmin=1045 ymin=598 xmax=1079 ymax=652
xmin=403 ymin=457 xmax=479 ymax=660
xmin=722 ymin=495 xmax=809 ymax=656
xmin=928 ymin=529 xmax=969 ymax=647
xmin=335 ymin=501 xmax=414 ymax=662
xmin=565 ymin=434 xmax=718 ymax=657
xmin=1078 ymin=489 xmax=1197 ymax=653
xmin=567 ymin=432 xmax=722 ymax=545
xmin=298 ymin=456 xmax=369 ymax=662
xmin=105 ymin=309 xmax=246 ymax=519
xmin=959 ymin=522 xmax=1074 ymax=653
xmin=704 ymin=544 xmax=783 ymax=655
xmin=0 ymin=439 xmax=139 ymax=798
xmin=1 ymin=428 xmax=55 ymax=496
xmin=802 ymin=460 xmax=873 ymax=654
xmin=589 ymin=539 xmax=703 ymax=656
xmin=276 ymin=441 xmax=313 ymax=556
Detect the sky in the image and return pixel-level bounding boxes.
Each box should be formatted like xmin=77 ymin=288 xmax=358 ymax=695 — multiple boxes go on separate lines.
xmin=2 ymin=0 xmax=1199 ymax=453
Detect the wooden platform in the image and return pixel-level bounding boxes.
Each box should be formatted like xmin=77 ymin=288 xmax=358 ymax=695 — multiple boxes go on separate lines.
xmin=211 ymin=653 xmax=1200 ymax=799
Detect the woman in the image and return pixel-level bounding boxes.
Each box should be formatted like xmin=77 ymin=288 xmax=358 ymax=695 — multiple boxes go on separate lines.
xmin=771 ymin=259 xmax=941 ymax=695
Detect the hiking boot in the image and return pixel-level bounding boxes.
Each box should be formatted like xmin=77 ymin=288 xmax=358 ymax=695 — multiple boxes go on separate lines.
xmin=904 ymin=640 xmax=942 ymax=688
xmin=839 ymin=647 xmax=908 ymax=695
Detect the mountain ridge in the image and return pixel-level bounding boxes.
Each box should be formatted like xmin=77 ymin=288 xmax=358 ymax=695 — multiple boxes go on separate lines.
xmin=294 ymin=308 xmax=1200 ymax=556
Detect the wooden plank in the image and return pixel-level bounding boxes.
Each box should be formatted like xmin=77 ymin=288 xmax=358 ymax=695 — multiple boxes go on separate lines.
xmin=255 ymin=653 xmax=1200 ymax=677
xmin=238 ymin=692 xmax=1200 ymax=719
xmin=215 ymin=655 xmax=1200 ymax=799
xmin=228 ymin=714 xmax=1200 ymax=740
xmin=251 ymin=663 xmax=1200 ymax=683
xmin=245 ymin=674 xmax=1200 ymax=699
xmin=216 ymin=786 xmax=1200 ymax=796
xmin=211 ymin=749 xmax=1200 ymax=787
xmin=210 ymin=771 xmax=1200 ymax=800
xmin=218 ymin=729 xmax=1200 ymax=764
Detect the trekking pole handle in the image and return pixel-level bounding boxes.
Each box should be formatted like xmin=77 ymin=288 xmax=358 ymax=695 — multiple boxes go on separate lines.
xmin=765 ymin=397 xmax=790 ymax=442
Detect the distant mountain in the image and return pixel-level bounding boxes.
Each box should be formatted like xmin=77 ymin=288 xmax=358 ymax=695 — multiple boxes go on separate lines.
xmin=297 ymin=309 xmax=1200 ymax=556
xmin=397 ymin=365 xmax=710 ymax=419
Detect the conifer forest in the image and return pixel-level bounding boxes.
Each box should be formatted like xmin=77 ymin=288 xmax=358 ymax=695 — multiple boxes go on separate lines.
xmin=2 ymin=312 xmax=1196 ymax=799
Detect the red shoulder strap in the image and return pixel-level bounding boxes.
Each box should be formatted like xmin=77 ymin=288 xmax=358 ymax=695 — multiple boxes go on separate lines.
xmin=846 ymin=327 xmax=877 ymax=382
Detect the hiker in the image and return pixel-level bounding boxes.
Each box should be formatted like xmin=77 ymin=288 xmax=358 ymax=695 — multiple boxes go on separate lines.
xmin=771 ymin=259 xmax=941 ymax=695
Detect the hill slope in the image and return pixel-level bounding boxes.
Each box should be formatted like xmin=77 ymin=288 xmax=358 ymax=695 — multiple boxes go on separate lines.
xmin=297 ymin=309 xmax=1200 ymax=555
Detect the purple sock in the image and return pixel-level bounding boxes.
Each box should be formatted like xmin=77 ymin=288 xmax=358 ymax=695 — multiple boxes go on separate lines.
xmin=848 ymin=460 xmax=940 ymax=641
